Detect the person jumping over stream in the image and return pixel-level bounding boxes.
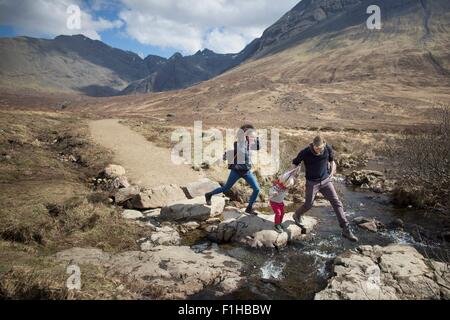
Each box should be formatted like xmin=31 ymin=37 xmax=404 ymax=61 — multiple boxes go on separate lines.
xmin=205 ymin=124 xmax=261 ymax=215
xmin=291 ymin=136 xmax=359 ymax=242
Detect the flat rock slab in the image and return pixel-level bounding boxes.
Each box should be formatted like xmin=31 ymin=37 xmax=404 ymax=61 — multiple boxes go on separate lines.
xmin=184 ymin=178 xmax=221 ymax=199
xmin=56 ymin=246 xmax=243 ymax=299
xmin=315 ymin=245 xmax=450 ymax=300
xmin=130 ymin=184 xmax=187 ymax=209
xmin=160 ymin=196 xmax=226 ymax=222
xmin=140 ymin=225 xmax=181 ymax=248
xmin=208 ymin=208 xmax=318 ymax=249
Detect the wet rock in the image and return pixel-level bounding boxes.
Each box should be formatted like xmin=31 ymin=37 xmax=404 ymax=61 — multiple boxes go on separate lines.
xmin=184 ymin=178 xmax=221 ymax=199
xmin=346 ymin=170 xmax=394 ymax=193
xmin=353 ymin=217 xmax=385 ymax=233
xmin=191 ymin=242 xmax=211 ymax=253
xmin=315 ymin=245 xmax=450 ymax=300
xmin=208 ymin=208 xmax=317 ymax=249
xmin=121 ymin=210 xmax=144 ymax=220
xmin=440 ymin=231 xmax=450 ymax=242
xmin=130 ymin=184 xmax=187 ymax=210
xmin=104 ymin=164 xmax=126 ymax=179
xmin=388 ymin=219 xmax=405 ymax=230
xmin=359 ymin=221 xmax=378 ymax=233
xmin=160 ymin=196 xmax=225 ymax=222
xmin=56 ymin=246 xmax=243 ymax=299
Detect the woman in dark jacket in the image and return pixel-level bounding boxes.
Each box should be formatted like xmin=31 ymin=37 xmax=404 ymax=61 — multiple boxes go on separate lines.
xmin=205 ymin=124 xmax=261 ymax=215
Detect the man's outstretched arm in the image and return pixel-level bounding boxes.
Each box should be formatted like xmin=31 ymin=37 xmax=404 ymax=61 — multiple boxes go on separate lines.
xmin=330 ymin=160 xmax=337 ymax=177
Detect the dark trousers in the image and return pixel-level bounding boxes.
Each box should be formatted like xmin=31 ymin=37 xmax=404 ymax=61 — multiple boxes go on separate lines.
xmin=295 ymin=177 xmax=348 ymax=228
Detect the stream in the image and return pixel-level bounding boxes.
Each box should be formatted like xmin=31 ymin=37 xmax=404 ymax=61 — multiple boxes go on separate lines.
xmin=190 ymin=179 xmax=450 ymax=300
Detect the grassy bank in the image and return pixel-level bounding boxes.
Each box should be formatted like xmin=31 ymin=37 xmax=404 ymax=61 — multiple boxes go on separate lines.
xmin=0 ymin=111 xmax=148 ymax=299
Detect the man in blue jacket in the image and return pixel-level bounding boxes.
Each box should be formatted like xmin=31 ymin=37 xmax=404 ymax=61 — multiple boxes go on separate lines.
xmin=292 ymin=136 xmax=358 ymax=242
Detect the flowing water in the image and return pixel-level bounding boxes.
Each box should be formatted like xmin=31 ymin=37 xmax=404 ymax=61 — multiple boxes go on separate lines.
xmin=190 ymin=180 xmax=449 ymax=300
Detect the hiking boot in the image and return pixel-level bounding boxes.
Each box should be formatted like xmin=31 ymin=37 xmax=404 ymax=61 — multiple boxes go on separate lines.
xmin=294 ymin=212 xmax=305 ymax=229
xmin=245 ymin=207 xmax=258 ymax=215
xmin=205 ymin=193 xmax=212 ymax=206
xmin=342 ymin=226 xmax=359 ymax=242
xmin=274 ymin=224 xmax=284 ymax=234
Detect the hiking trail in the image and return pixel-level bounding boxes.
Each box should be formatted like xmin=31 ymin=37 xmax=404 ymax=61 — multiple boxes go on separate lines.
xmin=89 ymin=119 xmax=204 ymax=188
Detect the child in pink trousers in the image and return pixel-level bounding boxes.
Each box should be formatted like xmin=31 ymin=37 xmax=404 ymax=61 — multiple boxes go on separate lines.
xmin=269 ymin=168 xmax=299 ymax=234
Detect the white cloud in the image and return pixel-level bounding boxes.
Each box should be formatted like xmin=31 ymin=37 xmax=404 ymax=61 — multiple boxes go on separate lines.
xmin=0 ymin=0 xmax=301 ymax=54
xmin=205 ymin=28 xmax=250 ymax=54
xmin=0 ymin=0 xmax=123 ymax=40
xmin=119 ymin=0 xmax=300 ymax=54
xmin=119 ymin=10 xmax=203 ymax=53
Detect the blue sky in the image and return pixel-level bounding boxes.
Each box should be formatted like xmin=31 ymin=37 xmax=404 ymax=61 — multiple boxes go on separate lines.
xmin=0 ymin=0 xmax=299 ymax=58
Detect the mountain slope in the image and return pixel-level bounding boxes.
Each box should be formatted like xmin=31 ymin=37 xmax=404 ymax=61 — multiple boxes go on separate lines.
xmin=0 ymin=35 xmax=149 ymax=96
xmin=69 ymin=0 xmax=450 ymax=130
xmin=0 ymin=35 xmax=243 ymax=96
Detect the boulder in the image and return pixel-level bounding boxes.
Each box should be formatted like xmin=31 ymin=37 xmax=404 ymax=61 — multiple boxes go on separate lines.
xmin=315 ymin=245 xmax=450 ymax=300
xmin=104 ymin=164 xmax=126 ymax=179
xmin=112 ymin=176 xmax=130 ymax=189
xmin=353 ymin=217 xmax=385 ymax=233
xmin=114 ymin=186 xmax=140 ymax=205
xmin=208 ymin=208 xmax=317 ymax=249
xmin=346 ymin=170 xmax=387 ymax=193
xmin=56 ymin=246 xmax=243 ymax=299
xmin=130 ymin=184 xmax=187 ymax=209
xmin=121 ymin=210 xmax=144 ymax=220
xmin=160 ymin=196 xmax=225 ymax=222
xmin=184 ymin=178 xmax=221 ymax=199
xmin=359 ymin=221 xmax=378 ymax=233
xmin=140 ymin=226 xmax=181 ymax=249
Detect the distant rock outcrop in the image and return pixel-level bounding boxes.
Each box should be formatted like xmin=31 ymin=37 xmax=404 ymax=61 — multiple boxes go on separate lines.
xmin=120 ymin=49 xmax=243 ymax=94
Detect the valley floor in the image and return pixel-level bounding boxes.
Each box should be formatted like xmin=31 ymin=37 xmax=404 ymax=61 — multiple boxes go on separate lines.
xmin=0 ymin=110 xmax=448 ymax=300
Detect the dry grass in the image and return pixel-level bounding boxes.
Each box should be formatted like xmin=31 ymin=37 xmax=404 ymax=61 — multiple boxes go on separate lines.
xmin=0 ymin=110 xmax=149 ymax=299
xmin=0 ymin=242 xmax=139 ymax=300
xmin=119 ymin=118 xmax=175 ymax=149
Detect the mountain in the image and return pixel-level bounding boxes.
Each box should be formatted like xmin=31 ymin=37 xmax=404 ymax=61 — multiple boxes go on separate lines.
xmin=0 ymin=35 xmax=244 ymax=96
xmin=1 ymin=0 xmax=450 ymax=103
xmin=69 ymin=0 xmax=450 ymax=130
xmin=0 ymin=35 xmax=149 ymax=96
xmin=121 ymin=49 xmax=244 ymax=95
